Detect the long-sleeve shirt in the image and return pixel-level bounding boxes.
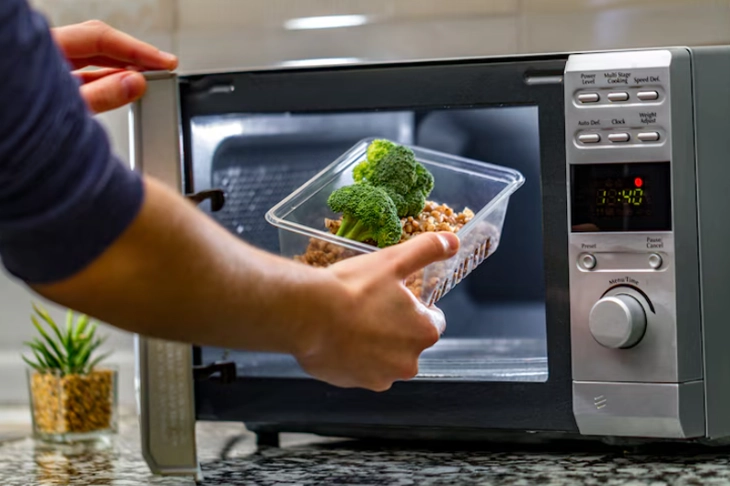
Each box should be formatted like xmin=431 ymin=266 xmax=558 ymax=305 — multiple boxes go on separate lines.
xmin=0 ymin=0 xmax=144 ymax=284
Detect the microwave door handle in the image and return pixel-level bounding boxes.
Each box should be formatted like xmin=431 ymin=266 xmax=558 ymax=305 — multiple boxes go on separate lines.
xmin=185 ymin=188 xmax=226 ymax=212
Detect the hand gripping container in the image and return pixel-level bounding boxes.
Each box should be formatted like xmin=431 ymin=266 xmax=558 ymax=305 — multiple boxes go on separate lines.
xmin=265 ymin=139 xmax=525 ymax=306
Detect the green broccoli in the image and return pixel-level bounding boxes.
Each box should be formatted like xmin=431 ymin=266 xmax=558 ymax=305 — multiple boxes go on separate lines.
xmin=415 ymin=163 xmax=435 ymax=196
xmin=390 ymin=163 xmax=434 ymax=216
xmin=368 ymin=145 xmax=418 ymax=194
xmin=367 ymin=144 xmax=434 ymax=218
xmin=353 ymin=139 xmax=396 ymax=184
xmin=327 ymin=184 xmax=402 ymax=248
xmin=339 ymin=139 xmax=436 ymax=231
xmin=402 ymin=189 xmax=427 ymax=217
xmin=382 ymin=186 xmax=427 ymax=219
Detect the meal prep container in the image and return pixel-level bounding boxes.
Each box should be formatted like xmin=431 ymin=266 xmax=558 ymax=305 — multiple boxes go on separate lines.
xmin=266 ymin=138 xmax=525 ymax=305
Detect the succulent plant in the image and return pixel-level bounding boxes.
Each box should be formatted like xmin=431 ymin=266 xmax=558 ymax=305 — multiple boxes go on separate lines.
xmin=22 ymin=303 xmax=111 ymax=376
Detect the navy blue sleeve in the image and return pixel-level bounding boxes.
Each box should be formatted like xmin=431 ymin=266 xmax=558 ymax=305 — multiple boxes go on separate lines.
xmin=0 ymin=0 xmax=144 ymax=284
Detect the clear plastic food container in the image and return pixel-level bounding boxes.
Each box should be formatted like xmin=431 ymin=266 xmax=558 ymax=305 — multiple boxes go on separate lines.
xmin=265 ymin=138 xmax=525 ymax=306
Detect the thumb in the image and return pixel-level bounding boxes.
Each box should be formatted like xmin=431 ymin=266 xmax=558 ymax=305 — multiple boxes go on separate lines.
xmin=378 ymin=232 xmax=460 ymax=279
xmin=79 ymin=71 xmax=147 ymax=114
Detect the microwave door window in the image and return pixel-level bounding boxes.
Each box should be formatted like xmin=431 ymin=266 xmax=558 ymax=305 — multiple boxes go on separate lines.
xmin=194 ymin=106 xmax=547 ymax=383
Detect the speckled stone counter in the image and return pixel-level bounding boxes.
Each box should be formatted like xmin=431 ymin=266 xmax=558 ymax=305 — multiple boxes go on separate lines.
xmin=3 ymin=414 xmax=730 ymax=485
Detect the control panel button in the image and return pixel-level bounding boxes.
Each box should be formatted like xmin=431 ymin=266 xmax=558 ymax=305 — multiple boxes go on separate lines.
xmin=637 ymin=90 xmax=659 ymax=101
xmin=589 ymin=294 xmax=647 ymax=349
xmin=638 ymin=131 xmax=660 ymax=142
xmin=578 ymin=93 xmax=600 ymax=103
xmin=578 ymin=133 xmax=601 ymax=144
xmin=608 ymin=133 xmax=630 ymax=143
xmin=648 ymin=253 xmax=663 ymax=269
xmin=580 ymin=254 xmax=597 ymax=270
xmin=608 ymin=92 xmax=629 ymax=102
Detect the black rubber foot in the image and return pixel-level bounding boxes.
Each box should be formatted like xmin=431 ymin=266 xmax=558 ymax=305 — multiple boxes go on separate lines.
xmin=256 ymin=431 xmax=280 ymax=448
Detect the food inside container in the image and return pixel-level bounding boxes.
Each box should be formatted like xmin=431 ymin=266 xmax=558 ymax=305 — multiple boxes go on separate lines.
xmin=265 ymin=138 xmax=525 ymax=305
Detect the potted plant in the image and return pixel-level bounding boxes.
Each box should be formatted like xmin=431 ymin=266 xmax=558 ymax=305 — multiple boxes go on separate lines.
xmin=22 ymin=303 xmax=117 ymax=443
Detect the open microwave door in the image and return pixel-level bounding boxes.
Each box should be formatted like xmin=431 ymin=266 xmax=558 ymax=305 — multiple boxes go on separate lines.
xmin=131 ymin=73 xmax=202 ymax=480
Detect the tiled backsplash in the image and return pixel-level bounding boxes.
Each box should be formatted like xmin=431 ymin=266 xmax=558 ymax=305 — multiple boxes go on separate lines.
xmin=1 ymin=0 xmax=728 ymax=406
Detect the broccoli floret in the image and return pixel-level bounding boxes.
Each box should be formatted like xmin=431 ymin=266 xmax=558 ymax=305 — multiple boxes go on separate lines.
xmin=382 ymin=186 xmax=427 ymax=219
xmin=402 ymin=190 xmax=427 ymax=217
xmin=347 ymin=139 xmax=436 ymax=220
xmin=353 ymin=139 xmax=396 ymax=184
xmin=390 ymin=163 xmax=434 ymax=217
xmin=369 ymin=145 xmax=434 ymax=218
xmin=368 ymin=139 xmax=397 ymax=165
xmin=369 ymin=145 xmax=418 ymax=195
xmin=352 ymin=161 xmax=369 ymax=184
xmin=415 ymin=163 xmax=435 ymax=197
xmin=327 ymin=184 xmax=402 ymax=248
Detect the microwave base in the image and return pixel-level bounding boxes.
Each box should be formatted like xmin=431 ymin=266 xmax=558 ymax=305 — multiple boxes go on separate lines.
xmin=243 ymin=422 xmax=730 ymax=450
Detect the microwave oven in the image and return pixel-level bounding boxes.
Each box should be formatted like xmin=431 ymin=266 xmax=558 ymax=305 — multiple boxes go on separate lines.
xmin=131 ymin=46 xmax=730 ymax=479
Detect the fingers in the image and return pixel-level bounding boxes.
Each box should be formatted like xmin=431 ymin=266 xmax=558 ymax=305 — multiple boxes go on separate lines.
xmin=52 ymin=20 xmax=178 ymax=71
xmin=378 ymin=232 xmax=460 ymax=280
xmin=422 ymin=304 xmax=446 ymax=336
xmin=73 ymin=68 xmax=126 ymax=84
xmin=69 ymin=57 xmax=140 ymax=71
xmin=79 ymin=71 xmax=147 ymax=113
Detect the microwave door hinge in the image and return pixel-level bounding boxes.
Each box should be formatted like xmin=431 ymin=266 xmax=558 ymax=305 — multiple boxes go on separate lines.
xmin=192 ymin=361 xmax=237 ymax=384
xmin=185 ymin=189 xmax=226 ymax=212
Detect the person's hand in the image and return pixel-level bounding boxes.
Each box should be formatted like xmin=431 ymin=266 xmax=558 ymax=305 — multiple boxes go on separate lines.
xmin=296 ymin=232 xmax=460 ymax=392
xmin=51 ymin=20 xmax=178 ymax=114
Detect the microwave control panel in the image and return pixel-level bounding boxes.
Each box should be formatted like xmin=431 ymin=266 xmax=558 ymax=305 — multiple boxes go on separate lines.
xmin=564 ymin=49 xmax=702 ymax=389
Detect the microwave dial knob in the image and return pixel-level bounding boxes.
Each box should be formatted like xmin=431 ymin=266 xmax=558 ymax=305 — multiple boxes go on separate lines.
xmin=588 ymin=294 xmax=647 ymax=349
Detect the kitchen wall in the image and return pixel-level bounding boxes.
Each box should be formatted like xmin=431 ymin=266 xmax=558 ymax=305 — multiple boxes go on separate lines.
xmin=1 ymin=0 xmax=729 ymax=407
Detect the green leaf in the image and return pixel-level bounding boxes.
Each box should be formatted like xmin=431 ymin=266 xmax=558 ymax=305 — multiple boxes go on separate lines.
xmin=85 ymin=350 xmax=112 ymax=373
xmin=72 ymin=338 xmax=92 ymax=370
xmin=74 ymin=336 xmax=104 ymax=370
xmin=65 ymin=309 xmax=73 ymax=341
xmin=30 ymin=316 xmax=65 ymax=366
xmin=29 ymin=339 xmax=60 ymax=369
xmin=30 ymin=348 xmax=48 ymax=369
xmin=85 ymin=321 xmax=98 ymax=340
xmin=33 ymin=304 xmax=66 ymax=355
xmin=76 ymin=322 xmax=97 ymax=357
xmin=22 ymin=355 xmax=43 ymax=372
xmin=73 ymin=314 xmax=90 ymax=341
xmin=69 ymin=327 xmax=92 ymax=372
xmin=28 ymin=341 xmax=59 ymax=371
xmin=25 ymin=304 xmax=109 ymax=375
xmin=60 ymin=309 xmax=75 ymax=353
xmin=87 ymin=338 xmax=105 ymax=364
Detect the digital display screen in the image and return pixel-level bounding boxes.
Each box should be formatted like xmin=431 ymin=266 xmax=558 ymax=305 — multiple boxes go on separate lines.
xmin=571 ymin=162 xmax=671 ymax=232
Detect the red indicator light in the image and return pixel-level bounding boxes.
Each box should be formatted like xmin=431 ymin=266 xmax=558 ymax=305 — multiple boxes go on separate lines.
xmin=634 ymin=177 xmax=644 ymax=188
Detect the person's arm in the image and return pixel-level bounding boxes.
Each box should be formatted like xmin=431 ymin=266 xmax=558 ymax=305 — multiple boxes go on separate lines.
xmin=0 ymin=1 xmax=163 ymax=284
xmin=34 ymin=178 xmax=459 ymax=391
xmin=0 ymin=0 xmax=460 ymax=392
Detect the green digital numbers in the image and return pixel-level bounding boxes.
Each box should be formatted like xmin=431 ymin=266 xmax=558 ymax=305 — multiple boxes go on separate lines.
xmin=596 ymin=187 xmax=643 ymax=206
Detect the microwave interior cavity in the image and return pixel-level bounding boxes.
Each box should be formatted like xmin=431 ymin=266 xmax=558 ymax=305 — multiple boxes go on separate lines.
xmin=189 ymin=105 xmax=549 ymax=383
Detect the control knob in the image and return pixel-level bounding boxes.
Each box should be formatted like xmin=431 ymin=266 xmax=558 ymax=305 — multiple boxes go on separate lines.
xmin=588 ymin=294 xmax=647 ymax=349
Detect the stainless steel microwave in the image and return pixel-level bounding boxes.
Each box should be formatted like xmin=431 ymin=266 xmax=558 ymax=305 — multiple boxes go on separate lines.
xmin=131 ymin=46 xmax=730 ymax=479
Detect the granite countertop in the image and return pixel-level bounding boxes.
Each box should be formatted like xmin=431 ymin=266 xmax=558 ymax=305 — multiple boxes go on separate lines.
xmin=3 ymin=410 xmax=730 ymax=485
